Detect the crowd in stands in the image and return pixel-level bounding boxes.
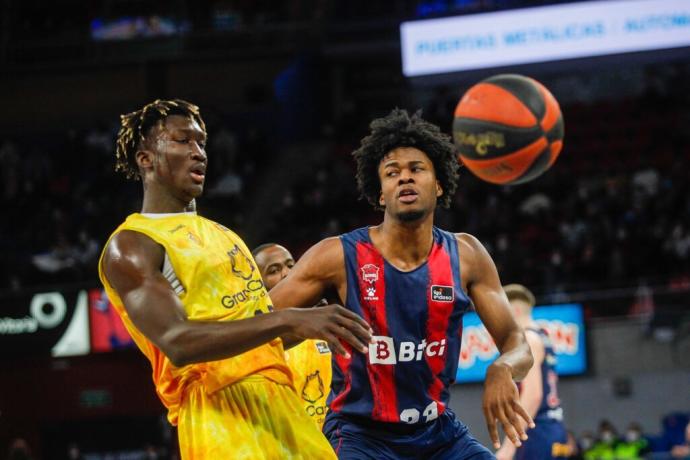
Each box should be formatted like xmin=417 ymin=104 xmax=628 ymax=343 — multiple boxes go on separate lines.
xmin=1 ymin=64 xmax=690 ymax=313
xmin=567 ymin=415 xmax=690 ymax=460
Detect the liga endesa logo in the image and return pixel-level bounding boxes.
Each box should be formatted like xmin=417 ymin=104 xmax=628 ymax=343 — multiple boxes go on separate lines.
xmin=458 ymin=321 xmax=580 ymax=368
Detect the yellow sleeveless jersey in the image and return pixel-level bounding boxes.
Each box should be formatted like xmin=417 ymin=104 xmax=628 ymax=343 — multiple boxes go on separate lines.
xmin=284 ymin=339 xmax=332 ymax=429
xmin=98 ymin=212 xmax=292 ymax=425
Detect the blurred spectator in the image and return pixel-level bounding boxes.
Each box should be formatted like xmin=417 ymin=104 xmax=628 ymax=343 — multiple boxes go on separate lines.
xmin=671 ymin=421 xmax=690 ymax=459
xmin=583 ymin=420 xmax=619 ymax=460
xmin=613 ymin=422 xmax=649 ymax=459
xmin=562 ymin=430 xmax=582 ymax=460
xmin=66 ymin=442 xmax=83 ymax=460
xmin=579 ymin=431 xmax=596 ymax=456
xmin=6 ymin=438 xmax=33 ymax=460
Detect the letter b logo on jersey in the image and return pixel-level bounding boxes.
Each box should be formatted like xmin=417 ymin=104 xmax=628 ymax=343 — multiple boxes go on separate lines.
xmin=368 ymin=335 xmax=446 ymax=365
xmin=369 ymin=336 xmax=396 ymax=364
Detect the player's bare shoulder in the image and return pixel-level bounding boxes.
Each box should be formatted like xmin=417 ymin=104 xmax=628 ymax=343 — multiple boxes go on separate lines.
xmin=453 ymin=232 xmax=482 ymax=277
xmin=102 ymin=230 xmax=165 ymax=290
xmin=454 ymin=232 xmax=486 ymax=254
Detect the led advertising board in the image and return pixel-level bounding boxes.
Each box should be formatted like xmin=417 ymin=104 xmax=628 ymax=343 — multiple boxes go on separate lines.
xmin=456 ymin=303 xmax=587 ymax=383
xmin=401 ymin=0 xmax=690 ymax=77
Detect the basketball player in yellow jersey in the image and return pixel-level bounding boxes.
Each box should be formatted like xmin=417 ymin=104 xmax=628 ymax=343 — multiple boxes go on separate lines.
xmin=98 ymin=99 xmax=372 ymax=460
xmin=253 ymin=243 xmax=332 ymax=429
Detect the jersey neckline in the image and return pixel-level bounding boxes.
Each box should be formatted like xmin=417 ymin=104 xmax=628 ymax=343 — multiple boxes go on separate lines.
xmin=362 ymin=226 xmax=440 ymax=275
xmin=138 ymin=211 xmax=197 ymax=219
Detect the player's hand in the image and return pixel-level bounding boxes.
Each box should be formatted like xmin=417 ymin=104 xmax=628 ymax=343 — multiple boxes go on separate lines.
xmin=482 ymin=362 xmax=534 ymax=450
xmin=284 ymin=305 xmax=372 ymax=357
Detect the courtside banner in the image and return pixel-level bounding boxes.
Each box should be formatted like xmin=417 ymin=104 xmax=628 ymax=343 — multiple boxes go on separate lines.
xmin=401 ymin=0 xmax=690 ymax=77
xmin=0 ymin=288 xmax=90 ymax=357
xmin=456 ymin=304 xmax=587 ymax=383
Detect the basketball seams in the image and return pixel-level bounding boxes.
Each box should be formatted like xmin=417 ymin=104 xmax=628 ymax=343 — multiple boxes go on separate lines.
xmin=484 ymin=75 xmax=546 ymax=123
xmin=454 ymin=82 xmax=537 ymax=128
xmin=533 ymin=80 xmax=561 ymax=133
xmin=509 ymin=146 xmax=553 ymax=185
xmin=546 ymin=141 xmax=563 ymax=170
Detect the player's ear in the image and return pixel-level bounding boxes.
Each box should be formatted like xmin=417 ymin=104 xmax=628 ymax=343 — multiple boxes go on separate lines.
xmin=379 ymin=191 xmax=385 ymax=207
xmin=136 ymin=149 xmax=155 ymax=171
xmin=436 ymin=180 xmax=443 ymax=198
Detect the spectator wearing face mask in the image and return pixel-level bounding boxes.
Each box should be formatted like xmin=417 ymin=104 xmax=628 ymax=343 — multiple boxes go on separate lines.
xmin=613 ymin=423 xmax=649 ymax=460
xmin=584 ymin=420 xmax=618 ymax=460
xmin=579 ymin=431 xmax=595 ymax=455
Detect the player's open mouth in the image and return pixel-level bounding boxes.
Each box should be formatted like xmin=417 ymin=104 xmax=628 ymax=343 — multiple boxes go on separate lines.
xmin=190 ymin=165 xmax=206 ymax=184
xmin=398 ymin=189 xmax=418 ymax=203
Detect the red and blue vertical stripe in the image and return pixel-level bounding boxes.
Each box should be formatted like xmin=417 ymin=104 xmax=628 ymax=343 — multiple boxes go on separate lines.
xmin=328 ymin=226 xmax=471 ymax=424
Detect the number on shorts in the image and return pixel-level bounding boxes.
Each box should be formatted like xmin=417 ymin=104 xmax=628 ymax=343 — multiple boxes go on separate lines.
xmin=400 ymin=408 xmax=420 ymax=424
xmin=422 ymin=401 xmax=438 ymax=422
xmin=400 ymin=401 xmax=439 ymax=424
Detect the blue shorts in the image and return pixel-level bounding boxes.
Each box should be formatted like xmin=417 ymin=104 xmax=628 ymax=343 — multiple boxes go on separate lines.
xmin=323 ymin=409 xmax=495 ymax=460
xmin=515 ymin=420 xmax=568 ymax=460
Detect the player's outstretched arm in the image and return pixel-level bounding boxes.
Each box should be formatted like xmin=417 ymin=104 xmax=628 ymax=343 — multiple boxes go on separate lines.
xmin=457 ymin=233 xmax=535 ymax=450
xmin=269 ymin=237 xmax=372 ymax=356
xmin=102 ymin=231 xmax=370 ymax=365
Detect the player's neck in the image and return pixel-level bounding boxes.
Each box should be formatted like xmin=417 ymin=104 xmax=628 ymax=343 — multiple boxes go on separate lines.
xmin=141 ymin=187 xmax=196 ymax=214
xmin=373 ymin=215 xmax=435 ymax=269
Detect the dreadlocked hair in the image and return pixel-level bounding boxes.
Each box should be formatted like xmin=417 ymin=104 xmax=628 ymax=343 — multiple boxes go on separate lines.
xmin=353 ymin=108 xmax=459 ymax=209
xmin=115 ymin=99 xmax=206 ymax=180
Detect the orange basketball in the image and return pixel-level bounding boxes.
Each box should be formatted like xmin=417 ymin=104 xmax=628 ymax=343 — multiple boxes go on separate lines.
xmin=453 ymin=74 xmax=564 ymax=185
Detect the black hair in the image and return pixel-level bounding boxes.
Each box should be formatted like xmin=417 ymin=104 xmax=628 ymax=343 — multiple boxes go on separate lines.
xmin=352 ymin=108 xmax=459 ymax=209
xmin=115 ymin=99 xmax=206 ymax=179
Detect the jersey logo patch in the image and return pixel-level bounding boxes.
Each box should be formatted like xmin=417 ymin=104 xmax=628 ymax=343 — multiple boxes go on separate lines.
xmin=227 ymin=244 xmax=256 ymax=280
xmin=431 ymin=285 xmax=454 ymax=302
xmin=301 ymin=370 xmax=325 ymax=403
xmin=361 ymin=263 xmax=379 ymax=284
xmin=361 ymin=263 xmax=381 ymax=301
xmin=315 ymin=341 xmax=331 ymax=354
xmin=368 ymin=335 xmax=446 ymax=365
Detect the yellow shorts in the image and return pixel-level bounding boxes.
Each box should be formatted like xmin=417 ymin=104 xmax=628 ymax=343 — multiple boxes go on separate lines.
xmin=177 ymin=375 xmax=336 ymax=460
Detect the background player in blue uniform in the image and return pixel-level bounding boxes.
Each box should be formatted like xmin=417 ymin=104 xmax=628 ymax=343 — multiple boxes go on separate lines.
xmin=269 ymin=109 xmax=535 ymax=459
xmin=496 ymin=284 xmax=569 ymax=460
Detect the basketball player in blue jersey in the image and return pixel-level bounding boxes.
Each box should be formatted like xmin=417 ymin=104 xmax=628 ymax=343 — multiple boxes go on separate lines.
xmin=269 ymin=109 xmax=535 ymax=459
xmin=495 ymin=284 xmax=569 ymax=460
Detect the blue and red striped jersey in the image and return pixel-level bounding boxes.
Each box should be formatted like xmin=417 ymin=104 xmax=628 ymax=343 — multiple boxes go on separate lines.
xmin=524 ymin=327 xmax=564 ymax=423
xmin=329 ymin=226 xmax=472 ymax=425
